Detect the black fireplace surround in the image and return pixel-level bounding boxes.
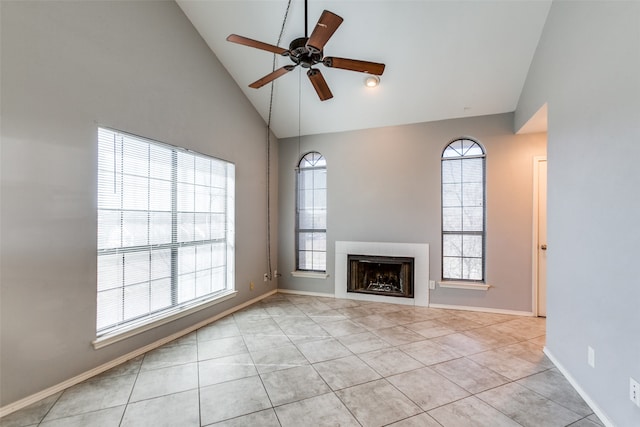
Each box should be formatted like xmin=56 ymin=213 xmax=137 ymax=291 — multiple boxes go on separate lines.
xmin=347 ymin=254 xmax=414 ymax=298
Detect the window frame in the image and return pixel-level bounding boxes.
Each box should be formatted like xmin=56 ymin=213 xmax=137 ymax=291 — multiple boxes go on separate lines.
xmin=440 ymin=138 xmax=486 ymax=283
xmin=95 ymin=127 xmax=236 ymax=346
xmin=295 ymin=151 xmax=327 ymax=273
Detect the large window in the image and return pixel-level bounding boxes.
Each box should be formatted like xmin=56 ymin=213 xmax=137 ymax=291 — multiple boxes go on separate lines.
xmin=97 ymin=128 xmax=235 ymax=337
xmin=441 ymin=138 xmax=485 ymax=281
xmin=296 ymin=152 xmax=327 ymax=272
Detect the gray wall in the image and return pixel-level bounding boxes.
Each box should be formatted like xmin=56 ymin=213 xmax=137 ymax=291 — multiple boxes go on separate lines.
xmin=0 ymin=1 xmax=277 ymax=406
xmin=278 ymin=113 xmax=546 ymax=312
xmin=516 ymin=1 xmax=640 ymax=425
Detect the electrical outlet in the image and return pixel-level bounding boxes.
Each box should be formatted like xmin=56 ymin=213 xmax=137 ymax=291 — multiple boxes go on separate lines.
xmin=587 ymin=346 xmax=595 ymax=368
xmin=429 ymin=280 xmax=436 ymax=290
xmin=630 ymin=377 xmax=640 ymax=407
xmin=250 ymin=281 xmax=254 ymax=291
xmin=263 ymin=273 xmax=269 ymax=282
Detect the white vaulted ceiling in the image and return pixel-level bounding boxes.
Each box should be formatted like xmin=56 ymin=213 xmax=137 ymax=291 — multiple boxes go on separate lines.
xmin=177 ymin=0 xmax=551 ymax=138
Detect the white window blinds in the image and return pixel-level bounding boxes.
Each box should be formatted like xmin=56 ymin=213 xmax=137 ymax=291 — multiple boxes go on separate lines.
xmin=97 ymin=128 xmax=235 ymax=336
xmin=441 ymin=139 xmax=485 ymax=281
xmin=296 ymin=152 xmax=327 ymax=272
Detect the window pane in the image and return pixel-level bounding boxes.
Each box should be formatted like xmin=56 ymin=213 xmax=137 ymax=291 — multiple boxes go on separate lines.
xmin=312 ymin=232 xmax=326 ymax=251
xmin=463 ymin=235 xmax=483 ymax=258
xmin=178 ymin=212 xmax=195 ymax=242
xmin=98 ymin=210 xmax=121 ymax=250
xmin=463 ymin=258 xmax=483 ymax=280
xmin=442 ymin=183 xmax=462 ymax=207
xmin=178 ymin=183 xmax=195 ymax=211
xmin=298 ymin=251 xmax=311 ymax=270
xmin=122 ymin=175 xmax=148 ymax=211
xmin=313 ymin=209 xmax=327 ymax=229
xmin=150 ymin=178 xmax=171 ymax=211
xmin=179 ymin=246 xmax=196 ymax=275
xmin=149 ymin=145 xmax=172 ymax=180
xmin=462 ymin=207 xmax=483 ymax=231
xmin=124 ymin=283 xmax=150 ymax=320
xmin=177 ymin=152 xmax=195 ymax=184
xmin=443 ymin=234 xmax=462 ymax=257
xmin=442 ymin=160 xmax=461 ymax=183
xmin=151 ymin=250 xmax=171 ymax=280
xmin=97 ymin=288 xmax=123 ymax=330
xmin=122 ymin=211 xmax=148 ymax=247
xmin=442 ymin=207 xmax=462 ymax=231
xmin=314 ymin=169 xmax=326 ymax=189
xmin=314 ymin=189 xmax=327 ymax=209
xmin=312 ymin=252 xmax=326 ymax=271
xmin=462 ymin=158 xmax=483 ymax=182
xmin=443 ymin=257 xmax=462 ymax=279
xmin=299 ymin=210 xmax=314 ymax=229
xmin=177 ymin=273 xmax=196 ymax=303
xmin=150 ymin=278 xmax=172 ymax=311
xmin=124 ymin=252 xmax=149 ymax=285
xmin=98 ymin=254 xmax=123 ymax=291
xmin=299 ymin=232 xmax=313 ymax=251
xmin=150 ymin=212 xmax=171 ymax=245
xmin=462 ymin=182 xmax=483 ymax=207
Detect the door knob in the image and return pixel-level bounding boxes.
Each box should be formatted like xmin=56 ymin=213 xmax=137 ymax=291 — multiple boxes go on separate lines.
xmin=541 ymin=244 xmax=547 ymax=250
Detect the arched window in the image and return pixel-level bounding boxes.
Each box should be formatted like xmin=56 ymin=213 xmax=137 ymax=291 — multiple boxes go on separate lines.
xmin=441 ymin=138 xmax=485 ymax=281
xmin=296 ymin=152 xmax=327 ymax=272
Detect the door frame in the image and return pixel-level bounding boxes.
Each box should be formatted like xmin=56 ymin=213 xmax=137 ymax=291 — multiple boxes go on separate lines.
xmin=532 ymin=156 xmax=547 ymax=317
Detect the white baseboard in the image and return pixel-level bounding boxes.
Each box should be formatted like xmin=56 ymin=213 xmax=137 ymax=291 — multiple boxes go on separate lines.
xmin=543 ymin=347 xmax=615 ymax=427
xmin=428 ymin=303 xmax=533 ymax=317
xmin=277 ymin=288 xmax=335 ymax=298
xmin=0 ymin=289 xmax=277 ymax=418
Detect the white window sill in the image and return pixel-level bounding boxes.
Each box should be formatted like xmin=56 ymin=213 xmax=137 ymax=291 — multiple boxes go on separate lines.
xmin=291 ymin=271 xmax=329 ymax=279
xmin=92 ymin=290 xmax=238 ymax=349
xmin=438 ymin=281 xmax=490 ymax=291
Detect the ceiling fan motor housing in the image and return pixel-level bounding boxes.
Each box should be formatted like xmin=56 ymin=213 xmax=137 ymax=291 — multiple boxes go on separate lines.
xmin=288 ymin=37 xmax=323 ymax=68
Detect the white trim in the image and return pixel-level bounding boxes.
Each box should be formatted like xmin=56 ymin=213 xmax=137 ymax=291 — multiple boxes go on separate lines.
xmin=543 ymin=347 xmax=615 ymax=427
xmin=532 ymin=156 xmax=547 ymax=317
xmin=428 ymin=303 xmax=533 ymax=317
xmin=290 ymin=271 xmax=329 ymax=279
xmin=438 ymin=281 xmax=491 ymax=291
xmin=0 ymin=290 xmax=277 ymax=418
xmin=277 ymin=289 xmax=335 ymax=298
xmin=93 ymin=290 xmax=238 ymax=349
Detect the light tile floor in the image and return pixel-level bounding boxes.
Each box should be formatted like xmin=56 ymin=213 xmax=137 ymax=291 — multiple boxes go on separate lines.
xmin=1 ymin=293 xmax=605 ymax=427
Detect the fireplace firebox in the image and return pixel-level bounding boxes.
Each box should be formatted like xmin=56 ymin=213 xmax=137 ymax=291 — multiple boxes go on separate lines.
xmin=347 ymin=254 xmax=414 ymax=298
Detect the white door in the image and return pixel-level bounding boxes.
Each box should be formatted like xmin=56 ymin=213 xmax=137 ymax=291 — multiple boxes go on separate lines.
xmin=537 ymin=159 xmax=548 ymax=317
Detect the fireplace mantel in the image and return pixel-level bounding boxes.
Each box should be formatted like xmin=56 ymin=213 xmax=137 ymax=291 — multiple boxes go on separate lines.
xmin=335 ymin=241 xmax=429 ymax=306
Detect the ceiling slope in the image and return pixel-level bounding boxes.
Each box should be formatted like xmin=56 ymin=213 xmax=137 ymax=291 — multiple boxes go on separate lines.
xmin=177 ymin=0 xmax=551 ymax=138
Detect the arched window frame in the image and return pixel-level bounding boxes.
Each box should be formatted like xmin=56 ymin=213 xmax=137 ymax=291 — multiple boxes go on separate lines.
xmin=296 ymin=152 xmax=327 ymax=272
xmin=441 ymin=138 xmax=486 ymax=282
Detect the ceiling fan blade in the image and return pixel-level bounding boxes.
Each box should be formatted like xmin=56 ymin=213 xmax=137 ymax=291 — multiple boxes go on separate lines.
xmin=323 ymin=57 xmax=386 ymax=76
xmin=226 ymin=34 xmax=288 ymax=55
xmin=249 ymin=65 xmax=295 ymax=89
xmin=307 ymin=69 xmax=333 ymax=101
xmin=306 ymin=10 xmax=343 ymax=54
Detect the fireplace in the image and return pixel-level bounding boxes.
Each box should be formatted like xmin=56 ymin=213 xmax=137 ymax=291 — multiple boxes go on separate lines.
xmin=335 ymin=241 xmax=429 ymax=306
xmin=348 ymin=254 xmax=414 ymax=298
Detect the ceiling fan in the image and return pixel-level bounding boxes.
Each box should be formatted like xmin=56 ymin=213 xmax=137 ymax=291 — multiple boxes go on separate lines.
xmin=226 ymin=2 xmax=385 ymax=101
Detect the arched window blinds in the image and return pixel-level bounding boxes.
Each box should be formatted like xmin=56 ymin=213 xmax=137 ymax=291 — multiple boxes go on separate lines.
xmin=441 ymin=138 xmax=485 ymax=281
xmin=296 ymin=152 xmax=327 ymax=272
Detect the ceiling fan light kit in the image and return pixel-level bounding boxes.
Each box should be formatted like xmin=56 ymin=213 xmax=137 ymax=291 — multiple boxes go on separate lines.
xmin=226 ymin=5 xmax=385 ymax=101
xmin=365 ymin=75 xmax=380 ymax=88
